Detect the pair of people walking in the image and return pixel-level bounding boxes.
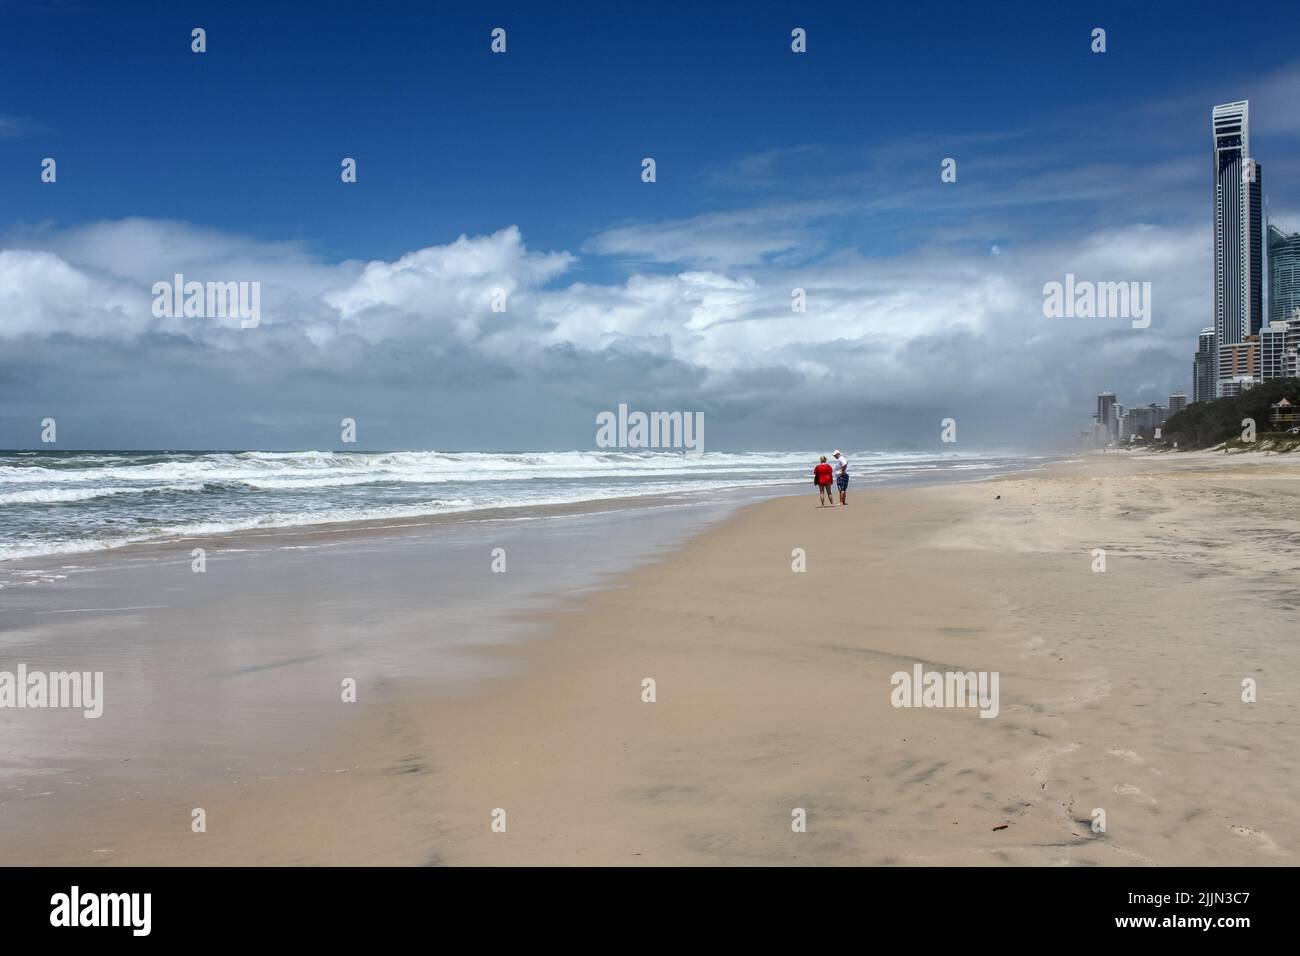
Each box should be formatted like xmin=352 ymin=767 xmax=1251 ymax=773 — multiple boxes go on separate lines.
xmin=813 ymin=450 xmax=849 ymax=507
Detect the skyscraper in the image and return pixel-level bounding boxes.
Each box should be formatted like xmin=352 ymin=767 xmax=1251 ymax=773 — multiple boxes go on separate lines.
xmin=1128 ymin=404 xmax=1166 ymax=438
xmin=1168 ymin=393 xmax=1187 ymax=416
xmin=1193 ymin=328 xmax=1215 ymax=403
xmin=1269 ymin=224 xmax=1300 ymax=326
xmin=1212 ymin=101 xmax=1264 ymax=394
xmin=1219 ymin=335 xmax=1260 ymax=396
xmin=1260 ymin=318 xmax=1300 ymax=381
xmin=1097 ymin=392 xmax=1116 ymax=441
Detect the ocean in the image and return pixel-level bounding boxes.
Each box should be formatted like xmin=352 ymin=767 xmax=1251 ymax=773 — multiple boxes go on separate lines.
xmin=0 ymin=449 xmax=1040 ymax=563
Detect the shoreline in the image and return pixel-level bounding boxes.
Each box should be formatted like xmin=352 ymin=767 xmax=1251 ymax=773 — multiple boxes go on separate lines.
xmin=0 ymin=449 xmax=1042 ymax=568
xmin=5 ymin=451 xmax=1298 ymax=865
xmin=0 ymin=482 xmax=796 ymax=571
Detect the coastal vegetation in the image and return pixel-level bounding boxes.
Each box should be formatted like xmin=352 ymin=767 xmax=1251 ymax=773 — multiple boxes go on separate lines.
xmin=1162 ymin=378 xmax=1300 ymax=450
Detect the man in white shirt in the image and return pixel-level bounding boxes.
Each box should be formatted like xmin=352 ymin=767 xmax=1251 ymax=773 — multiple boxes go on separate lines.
xmin=832 ymin=450 xmax=849 ymax=505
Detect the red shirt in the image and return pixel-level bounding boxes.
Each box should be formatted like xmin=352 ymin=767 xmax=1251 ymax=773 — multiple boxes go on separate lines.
xmin=814 ymin=463 xmax=833 ymax=485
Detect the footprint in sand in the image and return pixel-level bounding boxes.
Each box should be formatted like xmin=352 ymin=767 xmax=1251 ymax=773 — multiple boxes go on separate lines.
xmin=1113 ymin=784 xmax=1158 ymax=805
xmin=1228 ymin=825 xmax=1279 ymax=853
xmin=1107 ymin=750 xmax=1165 ymax=776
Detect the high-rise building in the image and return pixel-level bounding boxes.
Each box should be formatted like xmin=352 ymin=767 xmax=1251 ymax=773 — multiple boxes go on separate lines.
xmin=1220 ymin=335 xmax=1259 ymax=377
xmin=1097 ymin=392 xmax=1117 ymax=441
xmin=1260 ymin=317 xmax=1300 ymax=381
xmin=1193 ymin=328 xmax=1216 ymax=403
xmin=1269 ymin=224 xmax=1300 ymax=326
xmin=1218 ymin=335 xmax=1259 ymax=396
xmin=1169 ymin=393 xmax=1188 ymax=416
xmin=1212 ymin=101 xmax=1264 ymax=394
xmin=1129 ymin=404 xmax=1166 ymax=438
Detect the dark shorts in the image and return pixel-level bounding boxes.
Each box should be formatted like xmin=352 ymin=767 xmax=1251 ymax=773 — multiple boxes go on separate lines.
xmin=836 ymin=473 xmax=849 ymax=490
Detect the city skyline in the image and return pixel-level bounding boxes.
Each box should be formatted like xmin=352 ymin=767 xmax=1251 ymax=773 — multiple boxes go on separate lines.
xmin=1088 ymin=92 xmax=1300 ymax=441
xmin=1087 ymin=388 xmax=1186 ymax=445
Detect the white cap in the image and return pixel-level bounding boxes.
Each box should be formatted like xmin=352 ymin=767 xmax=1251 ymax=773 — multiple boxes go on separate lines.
xmin=832 ymin=450 xmax=841 ymax=456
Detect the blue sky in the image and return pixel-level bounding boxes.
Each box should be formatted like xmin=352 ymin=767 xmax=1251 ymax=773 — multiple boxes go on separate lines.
xmin=7 ymin=0 xmax=1297 ymax=265
xmin=2 ymin=0 xmax=1299 ymax=449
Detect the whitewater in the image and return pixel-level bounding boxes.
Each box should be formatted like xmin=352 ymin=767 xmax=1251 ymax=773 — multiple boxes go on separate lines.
xmin=0 ymin=449 xmax=1039 ymax=562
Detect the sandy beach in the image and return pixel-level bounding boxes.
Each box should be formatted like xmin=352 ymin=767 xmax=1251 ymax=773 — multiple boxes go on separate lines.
xmin=4 ymin=450 xmax=1299 ymax=866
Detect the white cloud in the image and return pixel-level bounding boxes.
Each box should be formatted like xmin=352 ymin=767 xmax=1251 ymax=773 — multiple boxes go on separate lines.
xmin=586 ymin=202 xmax=839 ymax=270
xmin=0 ymin=215 xmax=1209 ymax=445
xmin=0 ymin=249 xmax=146 ymax=339
xmin=325 ymin=225 xmax=573 ymax=347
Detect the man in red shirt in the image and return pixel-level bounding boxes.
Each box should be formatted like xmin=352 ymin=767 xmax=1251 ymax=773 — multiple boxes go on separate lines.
xmin=813 ymin=455 xmax=835 ymax=507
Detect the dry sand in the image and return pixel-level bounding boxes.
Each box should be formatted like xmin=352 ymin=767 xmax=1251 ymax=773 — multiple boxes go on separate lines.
xmin=8 ymin=451 xmax=1299 ymax=865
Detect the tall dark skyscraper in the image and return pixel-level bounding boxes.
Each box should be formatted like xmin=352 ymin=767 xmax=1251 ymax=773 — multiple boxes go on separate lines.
xmin=1193 ymin=328 xmax=1216 ymax=403
xmin=1212 ymin=101 xmax=1264 ymax=395
xmin=1096 ymin=392 xmax=1117 ymax=440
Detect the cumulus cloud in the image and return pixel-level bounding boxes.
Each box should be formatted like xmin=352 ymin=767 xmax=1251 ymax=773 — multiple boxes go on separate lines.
xmin=325 ymin=226 xmax=573 ymax=350
xmin=0 ymin=212 xmax=1208 ymax=450
xmin=10 ymin=51 xmax=1298 ymax=450
xmin=0 ymin=249 xmax=145 ymax=338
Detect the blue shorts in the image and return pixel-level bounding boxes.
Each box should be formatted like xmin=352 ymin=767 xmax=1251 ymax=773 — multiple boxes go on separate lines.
xmin=836 ymin=473 xmax=849 ymax=490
